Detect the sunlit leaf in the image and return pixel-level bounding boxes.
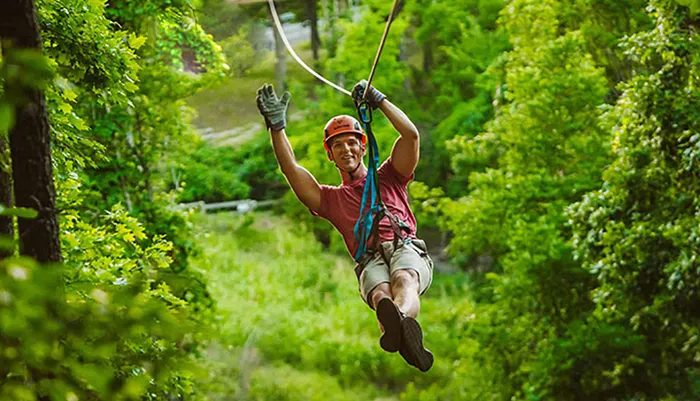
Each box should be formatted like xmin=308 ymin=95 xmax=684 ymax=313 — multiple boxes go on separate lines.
xmin=0 ymin=206 xmax=38 ymax=218
xmin=0 ymin=102 xmax=14 ymax=133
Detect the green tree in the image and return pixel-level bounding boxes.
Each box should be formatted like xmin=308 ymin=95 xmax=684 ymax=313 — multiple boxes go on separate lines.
xmin=0 ymin=0 xmax=224 ymax=399
xmin=72 ymin=0 xmax=227 ymax=271
xmin=407 ymin=0 xmax=509 ymax=194
xmin=1 ymin=0 xmax=61 ymax=263
xmin=421 ymin=0 xmax=626 ymax=399
xmin=570 ymin=0 xmax=700 ymax=398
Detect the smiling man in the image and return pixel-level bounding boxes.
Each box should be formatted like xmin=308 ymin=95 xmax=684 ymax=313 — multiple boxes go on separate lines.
xmin=255 ymin=81 xmax=434 ymax=372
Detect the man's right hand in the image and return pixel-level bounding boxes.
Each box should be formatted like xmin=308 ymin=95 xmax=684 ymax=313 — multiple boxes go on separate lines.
xmin=256 ymin=84 xmax=291 ymax=131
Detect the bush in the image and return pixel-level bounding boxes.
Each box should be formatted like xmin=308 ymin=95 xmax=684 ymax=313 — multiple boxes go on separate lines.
xmin=220 ymin=24 xmax=259 ymax=77
xmin=175 ymin=136 xmax=286 ymax=204
xmin=1 ymin=202 xmax=209 ymax=401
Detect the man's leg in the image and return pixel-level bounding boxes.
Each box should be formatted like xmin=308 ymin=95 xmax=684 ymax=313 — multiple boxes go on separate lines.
xmin=368 ymin=283 xmax=392 ymax=316
xmin=387 ymin=240 xmax=434 ymax=372
xmin=390 ymin=269 xmax=420 ymax=318
xmin=368 ymin=283 xmax=403 ymax=352
xmin=392 ymin=269 xmax=432 ymax=372
xmin=359 ymin=255 xmax=403 ymax=352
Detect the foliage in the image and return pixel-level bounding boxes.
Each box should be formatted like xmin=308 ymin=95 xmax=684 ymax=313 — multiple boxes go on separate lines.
xmin=410 ymin=0 xmax=657 ymax=400
xmin=174 ymin=136 xmax=286 ymax=203
xmin=0 ymin=0 xmax=225 ymax=399
xmin=402 ymin=1 xmax=698 ymax=400
xmin=220 ymin=24 xmax=258 ymax=77
xmin=192 ymin=212 xmax=471 ymax=400
xmin=406 ymin=0 xmax=509 ymax=194
xmin=153 ymin=18 xmax=227 ymax=74
xmin=1 ymin=256 xmax=198 ymax=401
xmin=5 ymin=0 xmax=700 ymax=399
xmin=326 ymin=0 xmax=409 ymax=98
xmin=40 ymin=0 xmax=227 ymax=280
xmin=442 ymin=0 xmax=611 ymax=270
xmin=570 ymin=0 xmax=700 ymax=397
xmin=675 ymin=0 xmax=700 ymax=13
xmin=0 ymin=189 xmax=207 ymax=400
xmin=196 ymin=0 xmax=268 ymax=41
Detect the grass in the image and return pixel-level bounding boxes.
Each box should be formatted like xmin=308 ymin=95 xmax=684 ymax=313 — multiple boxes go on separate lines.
xmin=191 ymin=211 xmax=474 ymax=400
xmin=187 ymin=45 xmax=320 ymax=132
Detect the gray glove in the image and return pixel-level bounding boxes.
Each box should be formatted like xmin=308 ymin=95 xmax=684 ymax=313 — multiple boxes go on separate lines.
xmin=256 ymin=84 xmax=291 ymax=131
xmin=352 ymin=79 xmax=386 ymax=110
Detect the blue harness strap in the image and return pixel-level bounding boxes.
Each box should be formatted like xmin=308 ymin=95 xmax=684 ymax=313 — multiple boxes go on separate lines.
xmin=353 ymin=101 xmax=382 ymax=262
xmin=353 ymin=99 xmax=416 ymax=266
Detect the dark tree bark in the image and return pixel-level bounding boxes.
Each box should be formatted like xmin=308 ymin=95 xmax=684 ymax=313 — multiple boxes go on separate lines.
xmin=0 ymin=0 xmax=62 ymax=263
xmin=423 ymin=41 xmax=434 ymax=73
xmin=307 ymin=0 xmax=320 ymax=61
xmin=0 ymin=137 xmax=14 ymax=259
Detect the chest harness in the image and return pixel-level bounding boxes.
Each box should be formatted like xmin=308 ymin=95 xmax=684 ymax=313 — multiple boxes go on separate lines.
xmin=267 ymin=0 xmax=410 ymax=266
xmin=352 ymin=99 xmax=412 ymax=267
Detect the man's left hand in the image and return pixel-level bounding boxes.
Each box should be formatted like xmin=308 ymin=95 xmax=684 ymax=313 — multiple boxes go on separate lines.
xmin=352 ymin=80 xmax=386 ymax=110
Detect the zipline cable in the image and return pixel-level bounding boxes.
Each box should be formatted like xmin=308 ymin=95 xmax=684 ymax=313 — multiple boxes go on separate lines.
xmin=363 ymin=0 xmax=401 ymax=100
xmin=353 ymin=0 xmax=404 ymax=261
xmin=267 ymin=0 xmax=352 ymax=96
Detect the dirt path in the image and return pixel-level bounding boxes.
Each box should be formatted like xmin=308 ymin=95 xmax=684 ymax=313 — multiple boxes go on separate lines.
xmin=197 ymin=112 xmax=303 ymax=147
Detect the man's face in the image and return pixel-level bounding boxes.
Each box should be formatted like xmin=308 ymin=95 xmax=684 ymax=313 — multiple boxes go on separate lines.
xmin=329 ymin=133 xmax=365 ymax=171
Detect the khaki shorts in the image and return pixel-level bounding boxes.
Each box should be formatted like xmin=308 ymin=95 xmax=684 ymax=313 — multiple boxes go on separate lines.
xmin=355 ymin=238 xmax=434 ymax=307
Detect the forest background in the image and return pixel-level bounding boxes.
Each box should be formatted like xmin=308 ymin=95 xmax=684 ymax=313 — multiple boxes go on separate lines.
xmin=0 ymin=0 xmax=699 ymax=400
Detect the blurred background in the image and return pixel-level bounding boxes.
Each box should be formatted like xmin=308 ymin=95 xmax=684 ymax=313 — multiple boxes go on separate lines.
xmin=1 ymin=0 xmax=699 ymax=400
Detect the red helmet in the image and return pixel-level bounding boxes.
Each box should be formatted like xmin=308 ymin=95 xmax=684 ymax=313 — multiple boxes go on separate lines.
xmin=323 ymin=115 xmax=366 ymax=158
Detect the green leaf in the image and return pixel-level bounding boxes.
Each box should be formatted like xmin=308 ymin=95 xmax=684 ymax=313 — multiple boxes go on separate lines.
xmin=0 ymin=206 xmax=39 ymax=218
xmin=129 ymin=33 xmax=147 ymax=50
xmin=58 ymin=102 xmax=72 ymax=114
xmin=62 ymin=89 xmax=78 ymax=102
xmin=124 ymin=81 xmax=139 ymax=92
xmin=676 ymin=0 xmax=700 ymax=14
xmin=692 ymin=0 xmax=700 ymax=14
xmin=0 ymin=235 xmax=15 ymax=251
xmin=0 ymin=102 xmax=15 ymax=133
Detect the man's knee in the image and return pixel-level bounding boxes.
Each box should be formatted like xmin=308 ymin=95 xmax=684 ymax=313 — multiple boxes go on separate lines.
xmin=390 ymin=268 xmax=419 ymax=286
xmin=368 ymin=282 xmax=392 ymax=309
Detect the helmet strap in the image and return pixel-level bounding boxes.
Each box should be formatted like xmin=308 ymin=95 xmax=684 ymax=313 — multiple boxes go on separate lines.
xmin=335 ymin=160 xmax=363 ymax=181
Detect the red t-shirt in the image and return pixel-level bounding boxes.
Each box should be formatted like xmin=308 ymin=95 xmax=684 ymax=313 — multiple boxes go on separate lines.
xmin=314 ymin=158 xmax=417 ymax=257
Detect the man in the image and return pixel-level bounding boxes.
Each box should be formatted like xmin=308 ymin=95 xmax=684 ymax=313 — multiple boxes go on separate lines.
xmin=256 ymin=81 xmax=434 ymax=372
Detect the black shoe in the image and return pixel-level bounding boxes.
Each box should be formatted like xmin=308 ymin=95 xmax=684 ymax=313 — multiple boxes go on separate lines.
xmin=399 ymin=317 xmax=434 ymax=372
xmin=376 ymin=298 xmax=403 ymax=352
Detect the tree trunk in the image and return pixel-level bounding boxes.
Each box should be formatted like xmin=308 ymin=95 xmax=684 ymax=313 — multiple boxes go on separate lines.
xmin=0 ymin=137 xmax=14 ymax=259
xmin=0 ymin=0 xmax=62 ymax=263
xmin=422 ymin=41 xmax=434 ymax=73
xmin=322 ymin=0 xmax=330 ymax=35
xmin=333 ymin=0 xmax=340 ymax=18
xmin=274 ymin=24 xmax=287 ymax=92
xmin=307 ymin=0 xmax=320 ymax=62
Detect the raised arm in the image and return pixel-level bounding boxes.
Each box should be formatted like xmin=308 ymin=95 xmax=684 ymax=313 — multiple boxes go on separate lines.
xmin=269 ymin=128 xmax=321 ymax=212
xmin=256 ymin=84 xmax=321 ymax=212
xmin=352 ymin=80 xmax=420 ymax=178
xmin=379 ymin=100 xmax=419 ymax=178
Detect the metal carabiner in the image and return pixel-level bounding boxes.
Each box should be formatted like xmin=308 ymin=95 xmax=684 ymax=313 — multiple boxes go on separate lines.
xmin=355 ymin=99 xmax=373 ymax=125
